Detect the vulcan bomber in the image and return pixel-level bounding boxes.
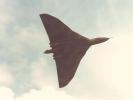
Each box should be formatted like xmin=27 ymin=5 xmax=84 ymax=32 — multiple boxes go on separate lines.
xmin=40 ymin=14 xmax=109 ymax=88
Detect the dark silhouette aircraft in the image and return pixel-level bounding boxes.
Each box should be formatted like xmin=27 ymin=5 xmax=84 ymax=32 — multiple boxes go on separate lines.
xmin=40 ymin=14 xmax=109 ymax=88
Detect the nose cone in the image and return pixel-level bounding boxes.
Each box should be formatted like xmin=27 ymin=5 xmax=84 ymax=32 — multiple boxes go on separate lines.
xmin=91 ymin=37 xmax=110 ymax=45
xmin=98 ymin=37 xmax=110 ymax=42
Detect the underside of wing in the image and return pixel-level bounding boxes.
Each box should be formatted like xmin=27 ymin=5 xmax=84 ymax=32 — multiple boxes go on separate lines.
xmin=40 ymin=14 xmax=90 ymax=87
xmin=40 ymin=14 xmax=81 ymax=44
xmin=55 ymin=42 xmax=90 ymax=87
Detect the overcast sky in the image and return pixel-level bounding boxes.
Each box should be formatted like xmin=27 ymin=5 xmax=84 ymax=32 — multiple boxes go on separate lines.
xmin=0 ymin=0 xmax=133 ymax=100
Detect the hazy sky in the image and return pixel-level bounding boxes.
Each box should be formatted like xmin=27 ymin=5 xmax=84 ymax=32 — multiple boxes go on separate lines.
xmin=0 ymin=0 xmax=133 ymax=100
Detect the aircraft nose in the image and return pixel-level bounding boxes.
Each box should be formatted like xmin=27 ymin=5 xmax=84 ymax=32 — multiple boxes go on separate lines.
xmin=101 ymin=37 xmax=110 ymax=42
xmin=91 ymin=37 xmax=110 ymax=45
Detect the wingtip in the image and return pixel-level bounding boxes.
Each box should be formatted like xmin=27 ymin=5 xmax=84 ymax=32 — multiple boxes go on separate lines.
xmin=58 ymin=77 xmax=73 ymax=88
xmin=39 ymin=13 xmax=48 ymax=17
xmin=39 ymin=13 xmax=54 ymax=18
xmin=59 ymin=83 xmax=68 ymax=88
